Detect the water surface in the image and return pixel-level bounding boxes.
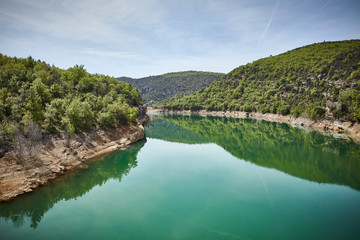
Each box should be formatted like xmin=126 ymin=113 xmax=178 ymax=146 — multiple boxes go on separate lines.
xmin=1 ymin=114 xmax=360 ymax=239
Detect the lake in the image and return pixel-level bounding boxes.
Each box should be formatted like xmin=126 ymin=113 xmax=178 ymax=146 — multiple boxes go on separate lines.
xmin=1 ymin=114 xmax=360 ymax=240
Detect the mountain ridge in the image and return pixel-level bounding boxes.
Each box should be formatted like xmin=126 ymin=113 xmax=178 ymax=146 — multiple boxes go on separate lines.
xmin=117 ymin=71 xmax=225 ymax=105
xmin=161 ymin=40 xmax=360 ymax=123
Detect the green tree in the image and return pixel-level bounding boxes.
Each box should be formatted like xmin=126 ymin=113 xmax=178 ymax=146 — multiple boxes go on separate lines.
xmin=310 ymin=106 xmax=326 ymax=120
xmin=66 ymin=98 xmax=95 ymax=132
xmin=26 ymin=90 xmax=44 ymax=125
xmin=44 ymin=99 xmax=67 ymax=133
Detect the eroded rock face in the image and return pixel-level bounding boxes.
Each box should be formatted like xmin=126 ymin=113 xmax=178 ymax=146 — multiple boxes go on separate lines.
xmin=0 ymin=124 xmax=145 ymax=201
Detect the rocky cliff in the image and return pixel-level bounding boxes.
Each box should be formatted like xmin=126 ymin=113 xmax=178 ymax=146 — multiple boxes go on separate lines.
xmin=0 ymin=124 xmax=145 ymax=201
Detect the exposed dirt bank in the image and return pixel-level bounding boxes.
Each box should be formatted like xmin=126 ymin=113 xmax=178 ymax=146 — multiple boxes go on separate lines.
xmin=0 ymin=124 xmax=145 ymax=201
xmin=151 ymin=109 xmax=360 ymax=143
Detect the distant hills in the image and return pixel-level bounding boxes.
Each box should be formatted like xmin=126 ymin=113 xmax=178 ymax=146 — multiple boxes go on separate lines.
xmin=162 ymin=40 xmax=360 ymax=122
xmin=117 ymin=71 xmax=225 ymax=105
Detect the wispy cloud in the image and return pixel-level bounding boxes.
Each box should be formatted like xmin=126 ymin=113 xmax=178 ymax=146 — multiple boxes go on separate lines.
xmin=320 ymin=0 xmax=332 ymax=11
xmin=80 ymin=48 xmax=142 ymax=60
xmin=259 ymin=0 xmax=281 ymax=45
xmin=1 ymin=0 xmax=359 ymax=78
xmin=0 ymin=0 xmax=164 ymax=45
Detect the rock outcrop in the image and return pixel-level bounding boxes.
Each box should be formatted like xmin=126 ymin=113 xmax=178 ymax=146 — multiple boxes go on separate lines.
xmin=0 ymin=124 xmax=145 ymax=201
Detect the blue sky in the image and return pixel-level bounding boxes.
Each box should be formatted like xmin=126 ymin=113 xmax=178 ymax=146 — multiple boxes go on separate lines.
xmin=0 ymin=0 xmax=359 ymax=78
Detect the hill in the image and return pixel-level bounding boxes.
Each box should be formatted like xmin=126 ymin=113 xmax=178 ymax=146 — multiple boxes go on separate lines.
xmin=0 ymin=54 xmax=143 ymax=157
xmin=161 ymin=40 xmax=360 ymax=122
xmin=117 ymin=71 xmax=225 ymax=105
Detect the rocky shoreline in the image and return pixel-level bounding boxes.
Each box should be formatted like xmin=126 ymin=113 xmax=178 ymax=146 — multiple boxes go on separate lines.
xmin=0 ymin=124 xmax=145 ymax=201
xmin=150 ymin=109 xmax=360 ymax=143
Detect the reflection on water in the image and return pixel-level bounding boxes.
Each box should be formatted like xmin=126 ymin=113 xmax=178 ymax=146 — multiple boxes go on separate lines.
xmin=0 ymin=140 xmax=145 ymax=229
xmin=1 ymin=113 xmax=359 ymax=239
xmin=147 ymin=114 xmax=360 ymax=190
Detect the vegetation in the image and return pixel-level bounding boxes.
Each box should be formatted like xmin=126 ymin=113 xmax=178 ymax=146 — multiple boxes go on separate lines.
xmin=162 ymin=40 xmax=360 ymax=122
xmin=161 ymin=71 xmax=224 ymax=78
xmin=0 ymin=54 xmax=143 ymax=156
xmin=117 ymin=71 xmax=224 ymax=105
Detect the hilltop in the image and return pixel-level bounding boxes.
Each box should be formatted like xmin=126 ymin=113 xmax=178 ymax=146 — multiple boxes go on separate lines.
xmin=162 ymin=40 xmax=360 ymax=123
xmin=0 ymin=54 xmax=145 ymax=155
xmin=0 ymin=54 xmax=146 ymax=200
xmin=117 ymin=71 xmax=225 ymax=105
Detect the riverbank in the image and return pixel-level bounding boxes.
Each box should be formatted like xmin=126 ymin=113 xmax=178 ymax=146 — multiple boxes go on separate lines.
xmin=0 ymin=124 xmax=145 ymax=201
xmin=150 ymin=109 xmax=360 ymax=143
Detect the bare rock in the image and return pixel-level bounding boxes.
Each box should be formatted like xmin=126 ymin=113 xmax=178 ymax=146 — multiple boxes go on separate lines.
xmin=0 ymin=124 xmax=145 ymax=201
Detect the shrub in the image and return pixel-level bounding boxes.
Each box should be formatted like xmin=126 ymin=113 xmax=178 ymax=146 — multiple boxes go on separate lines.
xmin=66 ymin=98 xmax=95 ymax=132
xmin=279 ymin=105 xmax=290 ymax=115
xmin=243 ymin=104 xmax=253 ymax=112
xmin=310 ymin=106 xmax=326 ymax=120
xmin=290 ymin=107 xmax=301 ymax=117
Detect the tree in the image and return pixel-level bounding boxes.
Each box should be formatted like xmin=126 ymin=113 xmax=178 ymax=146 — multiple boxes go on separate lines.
xmin=32 ymin=78 xmax=51 ymax=105
xmin=98 ymin=101 xmax=138 ymax=128
xmin=66 ymin=98 xmax=95 ymax=132
xmin=26 ymin=89 xmax=45 ymax=125
xmin=44 ymin=99 xmax=67 ymax=133
xmin=310 ymin=106 xmax=326 ymax=120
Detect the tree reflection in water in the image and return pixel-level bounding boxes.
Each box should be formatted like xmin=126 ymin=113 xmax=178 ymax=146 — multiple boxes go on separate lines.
xmin=2 ymin=114 xmax=359 ymax=230
xmin=0 ymin=140 xmax=146 ymax=229
xmin=147 ymin=114 xmax=360 ymax=190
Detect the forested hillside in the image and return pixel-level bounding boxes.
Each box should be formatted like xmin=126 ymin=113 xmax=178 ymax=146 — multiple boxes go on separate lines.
xmin=162 ymin=40 xmax=360 ymax=122
xmin=117 ymin=71 xmax=224 ymax=105
xmin=0 ymin=54 xmax=143 ymax=155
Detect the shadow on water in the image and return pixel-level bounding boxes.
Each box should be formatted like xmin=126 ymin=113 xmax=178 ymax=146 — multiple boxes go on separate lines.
xmin=0 ymin=140 xmax=146 ymax=229
xmin=147 ymin=114 xmax=360 ymax=191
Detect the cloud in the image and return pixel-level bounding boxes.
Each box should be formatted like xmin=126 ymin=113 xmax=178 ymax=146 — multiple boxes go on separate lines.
xmin=0 ymin=0 xmax=165 ymax=45
xmin=1 ymin=0 xmax=359 ymax=78
xmin=320 ymin=0 xmax=332 ymax=11
xmin=80 ymin=48 xmax=143 ymax=60
xmin=259 ymin=0 xmax=281 ymax=44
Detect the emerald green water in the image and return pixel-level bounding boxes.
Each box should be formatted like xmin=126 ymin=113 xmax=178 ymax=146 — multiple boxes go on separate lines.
xmin=1 ymin=114 xmax=360 ymax=239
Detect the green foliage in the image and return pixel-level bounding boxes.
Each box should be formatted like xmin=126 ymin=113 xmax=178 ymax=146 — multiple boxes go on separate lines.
xmin=310 ymin=106 xmax=326 ymax=120
xmin=161 ymin=40 xmax=360 ymax=122
xmin=0 ymin=53 xmax=143 ymax=142
xmin=44 ymin=99 xmax=67 ymax=133
xmin=26 ymin=89 xmax=45 ymax=125
xmin=118 ymin=71 xmax=225 ymax=105
xmin=161 ymin=71 xmax=225 ymax=78
xmin=290 ymin=106 xmax=301 ymax=117
xmin=336 ymin=89 xmax=360 ymax=121
xmin=98 ymin=101 xmax=137 ymax=128
xmin=66 ymin=98 xmax=95 ymax=132
xmin=279 ymin=105 xmax=290 ymax=115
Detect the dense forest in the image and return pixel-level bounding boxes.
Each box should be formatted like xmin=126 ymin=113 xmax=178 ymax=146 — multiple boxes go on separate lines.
xmin=0 ymin=54 xmax=143 ymax=156
xmin=117 ymin=71 xmax=224 ymax=105
xmin=162 ymin=40 xmax=360 ymax=122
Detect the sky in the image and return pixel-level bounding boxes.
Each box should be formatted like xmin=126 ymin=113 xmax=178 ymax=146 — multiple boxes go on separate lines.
xmin=0 ymin=0 xmax=359 ymax=78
